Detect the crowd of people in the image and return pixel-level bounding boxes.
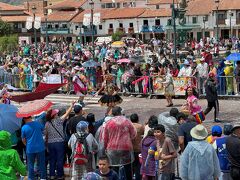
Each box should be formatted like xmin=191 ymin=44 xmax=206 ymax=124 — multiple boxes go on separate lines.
xmin=0 ymin=37 xmax=240 ymax=180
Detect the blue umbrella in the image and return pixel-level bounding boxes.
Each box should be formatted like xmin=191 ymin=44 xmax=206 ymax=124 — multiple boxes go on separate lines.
xmin=82 ymin=60 xmax=100 ymax=68
xmin=226 ymin=52 xmax=240 ymax=61
xmin=0 ymin=104 xmax=22 ymax=133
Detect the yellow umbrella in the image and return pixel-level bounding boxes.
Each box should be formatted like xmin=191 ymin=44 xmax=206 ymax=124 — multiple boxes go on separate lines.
xmin=111 ymin=41 xmax=125 ymax=48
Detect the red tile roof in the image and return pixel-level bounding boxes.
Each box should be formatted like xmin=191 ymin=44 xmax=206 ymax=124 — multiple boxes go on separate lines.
xmin=100 ymin=0 xmax=130 ymax=3
xmin=71 ymin=8 xmax=112 ymax=23
xmin=102 ymin=8 xmax=146 ymax=20
xmin=47 ymin=10 xmax=80 ymax=22
xmin=186 ymin=0 xmax=215 ymax=16
xmin=46 ymin=0 xmax=86 ymax=10
xmin=1 ymin=15 xmax=30 ymax=22
xmin=139 ymin=8 xmax=171 ymax=18
xmin=0 ymin=2 xmax=25 ymax=11
xmin=216 ymin=0 xmax=240 ymax=11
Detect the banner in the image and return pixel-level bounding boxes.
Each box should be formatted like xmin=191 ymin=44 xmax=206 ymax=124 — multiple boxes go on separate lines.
xmin=153 ymin=76 xmax=196 ymax=95
xmin=34 ymin=16 xmax=41 ymax=29
xmin=26 ymin=17 xmax=33 ymax=30
xmin=93 ymin=13 xmax=101 ymax=25
xmin=83 ymin=13 xmax=91 ymax=26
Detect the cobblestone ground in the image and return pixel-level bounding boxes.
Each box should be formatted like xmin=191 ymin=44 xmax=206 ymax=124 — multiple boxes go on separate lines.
xmin=87 ymin=96 xmax=240 ymax=132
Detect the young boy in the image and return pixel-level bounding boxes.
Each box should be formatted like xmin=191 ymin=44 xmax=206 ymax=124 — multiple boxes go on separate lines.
xmin=154 ymin=124 xmax=177 ymax=180
xmin=95 ymin=156 xmax=119 ymax=180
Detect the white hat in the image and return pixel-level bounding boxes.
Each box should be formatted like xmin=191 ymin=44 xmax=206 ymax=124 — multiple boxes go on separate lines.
xmin=190 ymin=124 xmax=208 ymax=140
xmin=73 ymin=66 xmax=81 ymax=71
xmin=224 ymin=60 xmax=233 ymax=65
xmin=183 ymin=59 xmax=190 ymax=65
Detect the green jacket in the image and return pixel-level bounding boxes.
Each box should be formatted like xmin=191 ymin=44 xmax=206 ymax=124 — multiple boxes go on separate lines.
xmin=0 ymin=131 xmax=27 ymax=180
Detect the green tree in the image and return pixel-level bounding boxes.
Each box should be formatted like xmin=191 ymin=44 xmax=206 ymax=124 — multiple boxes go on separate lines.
xmin=112 ymin=31 xmax=124 ymax=41
xmin=0 ymin=34 xmax=18 ymax=53
xmin=0 ymin=20 xmax=13 ymax=36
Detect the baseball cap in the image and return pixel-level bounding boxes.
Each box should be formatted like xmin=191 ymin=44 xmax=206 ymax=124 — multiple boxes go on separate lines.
xmin=76 ymin=121 xmax=89 ymax=133
xmin=211 ymin=125 xmax=222 ymax=136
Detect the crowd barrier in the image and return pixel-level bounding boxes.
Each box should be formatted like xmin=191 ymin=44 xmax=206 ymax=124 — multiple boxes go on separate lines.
xmin=1 ymin=73 xmax=240 ymax=97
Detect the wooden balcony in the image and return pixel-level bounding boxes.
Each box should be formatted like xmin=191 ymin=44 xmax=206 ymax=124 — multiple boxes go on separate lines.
xmin=117 ymin=27 xmax=125 ymax=34
xmin=128 ymin=27 xmax=134 ymax=34
xmin=236 ymin=19 xmax=240 ymax=25
xmin=108 ymin=28 xmax=114 ymax=35
xmin=217 ymin=19 xmax=226 ymax=25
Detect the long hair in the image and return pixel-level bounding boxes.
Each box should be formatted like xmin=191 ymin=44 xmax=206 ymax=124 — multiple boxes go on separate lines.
xmin=46 ymin=109 xmax=54 ymax=122
xmin=185 ymin=86 xmax=199 ymax=99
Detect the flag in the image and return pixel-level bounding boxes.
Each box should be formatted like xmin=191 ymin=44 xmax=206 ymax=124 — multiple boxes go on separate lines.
xmin=34 ymin=16 xmax=41 ymax=29
xmin=93 ymin=13 xmax=101 ymax=26
xmin=26 ymin=17 xmax=33 ymax=30
xmin=83 ymin=13 xmax=91 ymax=26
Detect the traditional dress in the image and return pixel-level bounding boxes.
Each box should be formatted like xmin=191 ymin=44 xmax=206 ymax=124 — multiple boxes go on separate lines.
xmin=72 ymin=74 xmax=88 ymax=97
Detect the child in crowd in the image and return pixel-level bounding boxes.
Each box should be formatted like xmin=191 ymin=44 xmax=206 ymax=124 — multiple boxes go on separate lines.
xmin=0 ymin=130 xmax=27 ymax=179
xmin=143 ymin=115 xmax=158 ymax=138
xmin=68 ymin=121 xmax=98 ymax=179
xmin=95 ymin=155 xmax=118 ymax=179
xmin=154 ymin=124 xmax=177 ymax=180
xmin=141 ymin=129 xmax=157 ymax=180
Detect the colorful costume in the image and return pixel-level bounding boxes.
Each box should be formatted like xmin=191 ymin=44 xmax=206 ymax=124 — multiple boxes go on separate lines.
xmin=72 ymin=74 xmax=88 ymax=97
xmin=98 ymin=82 xmax=123 ymax=107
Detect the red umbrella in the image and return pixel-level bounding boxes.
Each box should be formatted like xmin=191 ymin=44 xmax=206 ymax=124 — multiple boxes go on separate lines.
xmin=16 ymin=100 xmax=53 ymax=118
xmin=117 ymin=58 xmax=131 ymax=64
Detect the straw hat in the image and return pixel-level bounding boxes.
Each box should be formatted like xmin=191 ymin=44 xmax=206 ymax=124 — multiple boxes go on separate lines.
xmin=231 ymin=123 xmax=240 ymax=132
xmin=190 ymin=124 xmax=208 ymax=140
xmin=224 ymin=60 xmax=233 ymax=65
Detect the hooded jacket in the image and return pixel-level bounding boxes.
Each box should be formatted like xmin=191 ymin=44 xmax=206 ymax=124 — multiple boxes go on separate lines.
xmin=140 ymin=136 xmax=156 ymax=176
xmin=0 ymin=131 xmax=26 ymax=180
xmin=180 ymin=140 xmax=221 ymax=180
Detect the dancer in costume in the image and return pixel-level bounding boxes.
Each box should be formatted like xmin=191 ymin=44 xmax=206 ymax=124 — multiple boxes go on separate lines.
xmin=95 ymin=72 xmax=123 ymax=114
xmin=72 ymin=66 xmax=88 ymax=107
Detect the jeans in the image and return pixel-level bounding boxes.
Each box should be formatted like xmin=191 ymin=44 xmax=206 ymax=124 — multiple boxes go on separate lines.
xmin=133 ymin=152 xmax=141 ymax=180
xmin=27 ymin=150 xmax=46 ymax=180
xmin=48 ymin=141 xmax=65 ymax=178
xmin=112 ymin=163 xmax=132 ymax=180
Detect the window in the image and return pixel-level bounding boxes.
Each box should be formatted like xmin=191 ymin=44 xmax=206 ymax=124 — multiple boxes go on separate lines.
xmin=99 ymin=25 xmax=102 ymax=30
xmin=155 ymin=19 xmax=160 ymax=25
xmin=22 ymin=22 xmax=25 ymax=28
xmin=117 ymin=3 xmax=120 ymax=8
xmin=123 ymin=2 xmax=128 ymax=7
xmin=129 ymin=23 xmax=133 ymax=27
xmin=156 ymin=5 xmax=160 ymax=9
xmin=48 ymin=24 xmax=52 ymax=29
xmin=62 ymin=24 xmax=67 ymax=28
xmin=106 ymin=3 xmax=115 ymax=8
xmin=204 ymin=15 xmax=208 ymax=21
xmin=143 ymin=20 xmax=148 ymax=26
xmin=192 ymin=17 xmax=198 ymax=24
xmin=218 ymin=13 xmax=226 ymax=20
xmin=101 ymin=4 xmax=105 ymax=8
xmin=119 ymin=23 xmax=123 ymax=28
xmin=130 ymin=2 xmax=136 ymax=7
xmin=109 ymin=24 xmax=113 ymax=28
xmin=75 ymin=26 xmax=78 ymax=30
xmin=55 ymin=24 xmax=59 ymax=28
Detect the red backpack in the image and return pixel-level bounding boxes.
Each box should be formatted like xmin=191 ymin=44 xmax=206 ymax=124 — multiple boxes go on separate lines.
xmin=73 ymin=133 xmax=89 ymax=165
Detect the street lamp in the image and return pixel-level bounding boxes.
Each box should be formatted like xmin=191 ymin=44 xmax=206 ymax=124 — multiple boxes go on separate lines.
xmin=215 ymin=0 xmax=220 ymax=42
xmin=44 ymin=12 xmax=48 ymax=50
xmin=89 ymin=0 xmax=94 ymax=58
xmin=32 ymin=5 xmax=37 ymax=55
xmin=203 ymin=16 xmax=207 ymax=40
xmin=229 ymin=10 xmax=233 ymax=39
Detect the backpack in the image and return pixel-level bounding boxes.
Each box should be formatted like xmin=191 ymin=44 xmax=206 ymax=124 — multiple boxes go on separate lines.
xmin=73 ymin=133 xmax=89 ymax=165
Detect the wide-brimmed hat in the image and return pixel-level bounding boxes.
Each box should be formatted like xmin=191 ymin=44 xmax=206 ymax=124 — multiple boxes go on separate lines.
xmin=231 ymin=123 xmax=240 ymax=132
xmin=190 ymin=124 xmax=208 ymax=140
xmin=73 ymin=65 xmax=81 ymax=71
xmin=183 ymin=59 xmax=190 ymax=65
xmin=224 ymin=60 xmax=233 ymax=65
xmin=200 ymin=57 xmax=205 ymax=61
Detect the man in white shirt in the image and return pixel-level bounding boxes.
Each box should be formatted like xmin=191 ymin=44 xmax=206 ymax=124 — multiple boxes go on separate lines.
xmin=196 ymin=57 xmax=208 ymax=94
xmin=178 ymin=59 xmax=192 ymax=77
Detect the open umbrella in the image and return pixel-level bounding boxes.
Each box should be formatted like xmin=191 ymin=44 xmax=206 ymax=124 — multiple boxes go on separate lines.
xmin=117 ymin=58 xmax=131 ymax=64
xmin=111 ymin=41 xmax=125 ymax=48
xmin=16 ymin=99 xmax=53 ymax=118
xmin=226 ymin=52 xmax=240 ymax=61
xmin=0 ymin=104 xmax=22 ymax=133
xmin=82 ymin=60 xmax=100 ymax=68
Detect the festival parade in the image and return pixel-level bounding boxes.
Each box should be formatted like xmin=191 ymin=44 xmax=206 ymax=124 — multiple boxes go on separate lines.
xmin=0 ymin=0 xmax=240 ymax=179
